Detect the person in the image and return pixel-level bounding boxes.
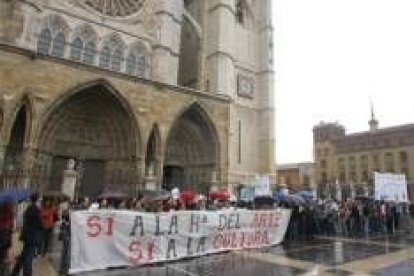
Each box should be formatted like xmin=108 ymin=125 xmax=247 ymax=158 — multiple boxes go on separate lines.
xmin=11 ymin=192 xmax=43 ymax=276
xmin=0 ymin=202 xmax=14 ymax=274
xmin=58 ymin=208 xmax=71 ymax=275
xmin=40 ymin=199 xmax=58 ymax=256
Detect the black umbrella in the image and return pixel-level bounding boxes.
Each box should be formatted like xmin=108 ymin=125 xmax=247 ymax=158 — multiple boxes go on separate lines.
xmin=138 ymin=189 xmax=170 ymax=201
xmin=42 ymin=191 xmax=70 ymax=203
xmin=97 ymin=190 xmax=129 ymax=200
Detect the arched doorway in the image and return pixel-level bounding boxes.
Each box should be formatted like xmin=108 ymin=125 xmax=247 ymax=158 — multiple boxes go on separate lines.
xmin=38 ymin=83 xmax=139 ymax=198
xmin=163 ymin=103 xmax=219 ymax=192
xmin=3 ymin=105 xmax=28 ymax=188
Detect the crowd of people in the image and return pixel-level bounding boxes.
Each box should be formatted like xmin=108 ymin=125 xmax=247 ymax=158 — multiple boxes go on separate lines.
xmin=0 ymin=193 xmax=60 ymax=276
xmin=1 ymin=188 xmax=414 ymax=276
xmin=285 ymin=198 xmax=413 ymax=242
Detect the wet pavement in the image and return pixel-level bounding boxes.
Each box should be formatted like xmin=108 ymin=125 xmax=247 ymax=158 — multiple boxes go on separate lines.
xmin=57 ymin=228 xmax=414 ymax=276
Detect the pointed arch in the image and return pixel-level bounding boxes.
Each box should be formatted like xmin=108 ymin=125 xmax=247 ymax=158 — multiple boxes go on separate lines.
xmin=2 ymin=96 xmax=34 ymax=188
xmin=163 ymin=102 xmax=220 ymax=192
xmin=35 ymin=79 xmax=142 ymax=196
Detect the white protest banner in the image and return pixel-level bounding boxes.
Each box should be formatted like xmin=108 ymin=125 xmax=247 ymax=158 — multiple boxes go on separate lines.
xmin=374 ymin=172 xmax=408 ymax=202
xmin=70 ymin=209 xmax=291 ymax=274
xmin=255 ymin=174 xmax=271 ymax=197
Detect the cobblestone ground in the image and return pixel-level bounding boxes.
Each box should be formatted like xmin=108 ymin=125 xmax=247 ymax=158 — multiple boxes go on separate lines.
xmin=9 ymin=227 xmax=414 ymax=275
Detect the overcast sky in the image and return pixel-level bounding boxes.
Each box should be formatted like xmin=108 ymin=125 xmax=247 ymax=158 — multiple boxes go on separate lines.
xmin=273 ymin=0 xmax=414 ymax=164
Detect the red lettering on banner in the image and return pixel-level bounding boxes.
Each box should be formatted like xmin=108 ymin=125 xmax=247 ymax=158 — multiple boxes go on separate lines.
xmin=147 ymin=241 xmax=155 ymax=261
xmin=251 ymin=212 xmax=274 ymax=229
xmin=128 ymin=240 xmax=156 ymax=265
xmin=86 ymin=216 xmax=114 ymax=237
xmin=87 ymin=216 xmax=101 ymax=237
xmin=222 ymin=232 xmax=231 ymax=248
xmin=262 ymin=230 xmax=270 ymax=245
xmin=273 ymin=212 xmax=281 ymax=227
xmin=268 ymin=212 xmax=274 ymax=227
xmin=213 ymin=233 xmax=223 ymax=249
xmin=239 ymin=232 xmax=246 ymax=248
xmin=129 ymin=241 xmax=143 ymax=265
xmin=106 ymin=217 xmax=114 ymax=236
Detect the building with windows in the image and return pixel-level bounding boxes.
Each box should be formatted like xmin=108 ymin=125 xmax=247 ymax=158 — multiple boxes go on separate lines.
xmin=276 ymin=162 xmax=315 ymax=192
xmin=313 ymin=109 xmax=414 ymax=199
xmin=0 ymin=0 xmax=275 ymax=197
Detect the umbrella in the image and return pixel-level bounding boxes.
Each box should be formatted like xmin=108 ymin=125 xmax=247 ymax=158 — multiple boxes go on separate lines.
xmin=254 ymin=195 xmax=275 ymax=205
xmin=180 ymin=190 xmax=195 ymax=202
xmin=0 ymin=187 xmax=32 ymax=206
xmin=274 ymin=192 xmax=306 ymax=206
xmin=208 ymin=190 xmax=230 ymax=200
xmin=97 ymin=190 xmax=129 ymax=200
xmin=138 ymin=189 xmax=170 ymax=201
xmin=42 ymin=191 xmax=70 ymax=202
xmin=295 ymin=190 xmax=314 ymax=199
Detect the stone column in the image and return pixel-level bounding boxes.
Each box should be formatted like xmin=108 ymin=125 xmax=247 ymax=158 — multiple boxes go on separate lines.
xmin=206 ymin=0 xmax=236 ymax=96
xmin=152 ymin=0 xmax=183 ymax=85
xmin=136 ymin=155 xmax=146 ymax=194
xmin=257 ymin=0 xmax=276 ymax=178
xmin=20 ymin=147 xmax=37 ymax=189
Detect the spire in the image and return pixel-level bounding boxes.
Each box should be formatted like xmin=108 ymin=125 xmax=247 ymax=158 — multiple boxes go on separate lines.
xmin=369 ymin=101 xmax=379 ymax=131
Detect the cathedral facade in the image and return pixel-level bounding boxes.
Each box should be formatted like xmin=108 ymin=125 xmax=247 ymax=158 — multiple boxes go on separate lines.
xmin=0 ymin=0 xmax=275 ymax=197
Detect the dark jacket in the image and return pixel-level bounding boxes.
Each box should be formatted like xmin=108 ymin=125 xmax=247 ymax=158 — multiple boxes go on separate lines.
xmin=20 ymin=203 xmax=43 ymax=245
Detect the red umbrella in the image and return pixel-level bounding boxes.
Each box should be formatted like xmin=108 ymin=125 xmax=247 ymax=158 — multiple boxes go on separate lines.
xmin=208 ymin=190 xmax=230 ymax=200
xmin=180 ymin=190 xmax=195 ymax=202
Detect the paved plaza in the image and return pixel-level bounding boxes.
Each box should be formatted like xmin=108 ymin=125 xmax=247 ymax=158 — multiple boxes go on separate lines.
xmin=21 ymin=228 xmax=412 ymax=276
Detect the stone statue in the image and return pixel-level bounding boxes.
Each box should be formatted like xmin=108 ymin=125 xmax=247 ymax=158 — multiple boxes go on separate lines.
xmin=147 ymin=161 xmax=155 ymax=177
xmin=67 ymin=158 xmax=76 ymax=171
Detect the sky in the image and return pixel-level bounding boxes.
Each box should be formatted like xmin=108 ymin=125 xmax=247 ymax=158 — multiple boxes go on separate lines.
xmin=273 ymin=0 xmax=414 ymax=164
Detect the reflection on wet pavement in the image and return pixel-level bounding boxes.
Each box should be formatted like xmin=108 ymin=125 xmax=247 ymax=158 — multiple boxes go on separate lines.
xmin=72 ymin=230 xmax=414 ymax=276
xmin=374 ymin=259 xmax=414 ymax=276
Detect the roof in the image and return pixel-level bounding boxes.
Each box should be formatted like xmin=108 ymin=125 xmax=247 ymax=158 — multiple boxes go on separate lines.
xmin=333 ymin=123 xmax=414 ymax=153
xmin=277 ymin=162 xmax=314 ymax=170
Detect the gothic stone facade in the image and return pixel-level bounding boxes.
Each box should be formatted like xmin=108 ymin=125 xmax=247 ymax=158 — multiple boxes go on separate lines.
xmin=0 ymin=0 xmax=275 ymax=196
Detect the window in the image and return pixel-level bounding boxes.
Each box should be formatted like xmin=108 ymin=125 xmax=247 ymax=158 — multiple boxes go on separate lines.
xmin=349 ymin=156 xmax=356 ymax=170
xmin=100 ymin=46 xmax=110 ymax=68
xmin=321 ymin=172 xmax=327 ymax=184
xmin=51 ymin=32 xmax=65 ymax=57
xmin=137 ymin=56 xmax=146 ymax=77
xmin=235 ymin=0 xmax=244 ymax=24
xmin=37 ymin=28 xmax=52 ymax=54
xmin=70 ymin=37 xmax=83 ymax=61
xmin=372 ymin=154 xmax=380 ymax=171
xmin=126 ymin=54 xmax=137 ymax=75
xmin=83 ymin=42 xmax=96 ymax=65
xmin=399 ymin=151 xmax=408 ymax=164
xmin=339 ymin=171 xmax=346 ymax=182
xmin=337 ymin=157 xmax=345 ymax=170
xmin=320 ymin=160 xmax=327 ymax=169
xmin=385 ymin=153 xmax=394 ymax=172
xmin=360 ymin=155 xmax=368 ymax=170
xmin=401 ymin=167 xmax=410 ymax=179
xmin=303 ymin=175 xmax=310 ymax=186
xmin=111 ymin=48 xmax=123 ymax=72
xmin=238 ymin=120 xmax=241 ymax=164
